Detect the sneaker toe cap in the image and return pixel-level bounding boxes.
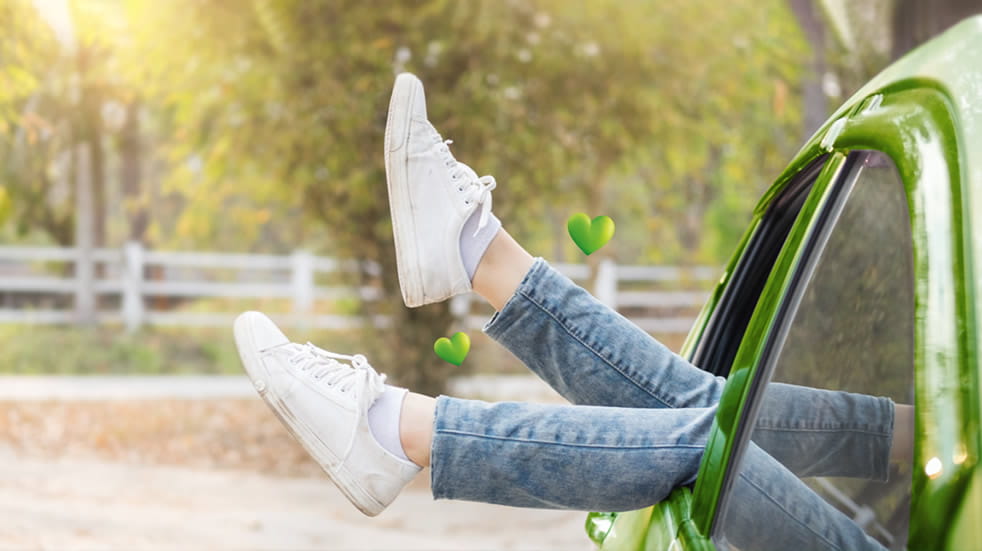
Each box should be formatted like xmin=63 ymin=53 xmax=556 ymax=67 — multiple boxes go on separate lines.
xmin=396 ymin=73 xmax=426 ymax=119
xmin=235 ymin=311 xmax=290 ymax=352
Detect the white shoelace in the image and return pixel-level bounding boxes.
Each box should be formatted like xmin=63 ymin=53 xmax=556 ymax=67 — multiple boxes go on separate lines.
xmin=287 ymin=343 xmax=386 ymax=409
xmin=435 ymin=136 xmax=497 ymax=236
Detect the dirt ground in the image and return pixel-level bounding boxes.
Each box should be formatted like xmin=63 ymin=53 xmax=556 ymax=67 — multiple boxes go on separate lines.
xmin=0 ymin=398 xmax=593 ymax=551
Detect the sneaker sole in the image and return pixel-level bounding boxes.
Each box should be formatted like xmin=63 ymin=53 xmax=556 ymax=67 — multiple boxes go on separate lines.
xmin=233 ymin=313 xmax=386 ymax=516
xmin=384 ymin=73 xmax=426 ymax=308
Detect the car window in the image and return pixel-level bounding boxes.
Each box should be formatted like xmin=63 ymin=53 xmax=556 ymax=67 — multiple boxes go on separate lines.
xmin=691 ymin=155 xmax=827 ymax=376
xmin=712 ymin=151 xmax=915 ymax=550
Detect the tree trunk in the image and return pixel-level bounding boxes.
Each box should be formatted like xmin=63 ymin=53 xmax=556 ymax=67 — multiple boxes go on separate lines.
xmin=363 ymin=248 xmax=459 ymax=397
xmin=892 ymin=0 xmax=981 ymax=59
xmin=789 ymin=0 xmax=828 ymax=140
xmin=121 ymin=99 xmax=149 ymax=243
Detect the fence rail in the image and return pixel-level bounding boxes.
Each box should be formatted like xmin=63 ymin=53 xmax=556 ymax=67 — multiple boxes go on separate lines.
xmin=0 ymin=243 xmax=718 ymax=334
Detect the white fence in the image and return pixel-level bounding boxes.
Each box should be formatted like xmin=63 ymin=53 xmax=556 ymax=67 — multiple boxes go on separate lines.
xmin=0 ymin=243 xmax=718 ymax=334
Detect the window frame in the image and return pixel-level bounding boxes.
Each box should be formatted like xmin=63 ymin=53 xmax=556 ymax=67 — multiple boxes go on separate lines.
xmin=594 ymin=82 xmax=973 ymax=551
xmin=683 ymin=151 xmax=851 ymax=533
xmin=705 ymin=150 xmax=903 ymax=546
xmin=683 ymin=87 xmax=972 ymax=551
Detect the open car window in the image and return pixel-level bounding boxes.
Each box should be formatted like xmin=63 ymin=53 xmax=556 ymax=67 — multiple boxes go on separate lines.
xmin=712 ymin=151 xmax=915 ymax=550
xmin=690 ymin=155 xmax=827 ymax=376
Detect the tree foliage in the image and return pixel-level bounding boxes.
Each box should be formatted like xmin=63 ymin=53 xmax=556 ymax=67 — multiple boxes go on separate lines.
xmin=3 ymin=0 xmax=810 ymax=392
xmin=0 ymin=0 xmax=66 ymax=240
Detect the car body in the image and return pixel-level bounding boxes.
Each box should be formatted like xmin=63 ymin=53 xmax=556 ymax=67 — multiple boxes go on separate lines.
xmin=586 ymin=15 xmax=982 ymax=551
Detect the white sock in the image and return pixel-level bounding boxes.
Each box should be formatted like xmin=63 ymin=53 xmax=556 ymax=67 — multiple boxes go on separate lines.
xmin=367 ymin=385 xmax=411 ymax=462
xmin=460 ymin=210 xmax=501 ymax=281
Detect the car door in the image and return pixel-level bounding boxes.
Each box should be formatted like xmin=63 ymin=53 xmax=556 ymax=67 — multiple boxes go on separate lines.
xmin=695 ymin=72 xmax=982 ymax=550
xmin=589 ymin=17 xmax=981 ymax=551
xmin=703 ymin=149 xmax=916 ymax=550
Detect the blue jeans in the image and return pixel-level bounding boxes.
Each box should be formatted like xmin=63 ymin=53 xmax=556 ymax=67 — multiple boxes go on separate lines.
xmin=429 ymin=259 xmax=893 ymax=551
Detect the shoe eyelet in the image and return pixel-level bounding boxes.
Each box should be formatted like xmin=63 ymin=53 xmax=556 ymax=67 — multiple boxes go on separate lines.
xmin=457 ymin=186 xmax=464 ymax=192
xmin=464 ymin=200 xmax=471 ymax=205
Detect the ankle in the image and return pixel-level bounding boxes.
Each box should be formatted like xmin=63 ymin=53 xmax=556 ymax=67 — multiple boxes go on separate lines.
xmin=399 ymin=393 xmax=437 ymax=467
xmin=472 ymin=230 xmax=535 ymax=311
xmin=460 ymin=211 xmax=502 ymax=282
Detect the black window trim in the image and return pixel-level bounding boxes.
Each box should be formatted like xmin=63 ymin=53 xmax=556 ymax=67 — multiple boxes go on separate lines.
xmin=691 ymin=154 xmax=829 ymax=376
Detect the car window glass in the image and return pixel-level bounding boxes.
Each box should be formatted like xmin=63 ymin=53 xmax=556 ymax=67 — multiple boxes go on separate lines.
xmin=713 ymin=151 xmax=915 ymax=550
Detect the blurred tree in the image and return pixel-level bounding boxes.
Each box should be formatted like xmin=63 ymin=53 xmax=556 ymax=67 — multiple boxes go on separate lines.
xmin=126 ymin=0 xmax=807 ymax=393
xmin=0 ymin=0 xmax=70 ymax=243
xmin=1 ymin=0 xmax=810 ymax=390
xmin=0 ymin=0 xmax=142 ymax=249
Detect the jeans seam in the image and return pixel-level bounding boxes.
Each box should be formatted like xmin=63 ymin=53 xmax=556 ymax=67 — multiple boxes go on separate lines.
xmin=738 ymin=471 xmax=843 ymax=551
xmin=437 ymin=428 xmax=704 ymax=451
xmin=516 ymin=287 xmax=674 ymax=409
xmin=753 ymin=426 xmax=891 ymax=437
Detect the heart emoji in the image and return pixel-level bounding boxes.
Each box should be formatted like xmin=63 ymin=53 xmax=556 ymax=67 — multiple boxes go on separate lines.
xmin=434 ymin=332 xmax=470 ymax=366
xmin=567 ymin=213 xmax=615 ymax=255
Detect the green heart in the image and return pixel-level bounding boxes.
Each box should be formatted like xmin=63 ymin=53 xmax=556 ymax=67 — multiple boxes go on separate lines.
xmin=434 ymin=332 xmax=470 ymax=366
xmin=567 ymin=213 xmax=615 ymax=255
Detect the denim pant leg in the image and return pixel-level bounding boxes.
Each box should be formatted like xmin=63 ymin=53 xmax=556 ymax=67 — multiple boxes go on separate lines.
xmin=430 ymin=397 xmax=885 ymax=551
xmin=484 ymin=258 xmax=895 ymax=481
xmin=484 ymin=258 xmax=724 ymax=409
xmin=725 ymin=442 xmax=886 ymax=551
xmin=431 ymin=396 xmax=713 ymax=511
xmin=754 ymin=384 xmax=895 ymax=481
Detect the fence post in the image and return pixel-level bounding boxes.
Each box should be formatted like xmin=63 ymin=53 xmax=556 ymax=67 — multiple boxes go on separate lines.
xmin=74 ymin=143 xmax=96 ymax=324
xmin=122 ymin=241 xmax=145 ymax=332
xmin=291 ymin=250 xmax=314 ymax=324
xmin=594 ymin=259 xmax=618 ymax=309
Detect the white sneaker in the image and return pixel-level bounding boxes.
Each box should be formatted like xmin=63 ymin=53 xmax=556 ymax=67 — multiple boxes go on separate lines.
xmin=233 ymin=311 xmax=420 ymax=516
xmin=384 ymin=72 xmax=497 ymax=307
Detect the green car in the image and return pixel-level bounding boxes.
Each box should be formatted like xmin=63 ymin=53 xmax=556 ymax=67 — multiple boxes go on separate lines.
xmin=586 ymin=15 xmax=982 ymax=551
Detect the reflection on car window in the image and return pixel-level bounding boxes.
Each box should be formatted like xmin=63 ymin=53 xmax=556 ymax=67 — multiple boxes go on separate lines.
xmin=715 ymin=151 xmax=914 ymax=550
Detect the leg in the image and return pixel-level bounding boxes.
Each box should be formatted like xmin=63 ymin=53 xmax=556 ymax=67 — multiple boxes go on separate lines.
xmin=471 ymin=229 xmax=534 ymax=312
xmin=429 ymin=397 xmax=710 ymax=510
xmin=723 ymin=442 xmax=887 ymax=551
xmin=480 ymin=245 xmax=725 ymax=410
xmin=752 ymin=384 xmax=900 ymax=480
xmin=473 ymin=235 xmax=907 ymax=480
xmin=420 ymin=397 xmax=884 ymax=551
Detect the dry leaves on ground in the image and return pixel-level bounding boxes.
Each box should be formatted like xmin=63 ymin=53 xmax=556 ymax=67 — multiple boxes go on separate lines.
xmin=0 ymin=400 xmax=322 ymax=477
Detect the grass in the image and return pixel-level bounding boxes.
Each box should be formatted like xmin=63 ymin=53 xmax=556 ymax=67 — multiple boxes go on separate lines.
xmin=0 ymin=323 xmax=528 ymax=376
xmin=0 ymin=324 xmax=371 ymax=375
xmin=0 ymin=321 xmax=687 ymax=378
